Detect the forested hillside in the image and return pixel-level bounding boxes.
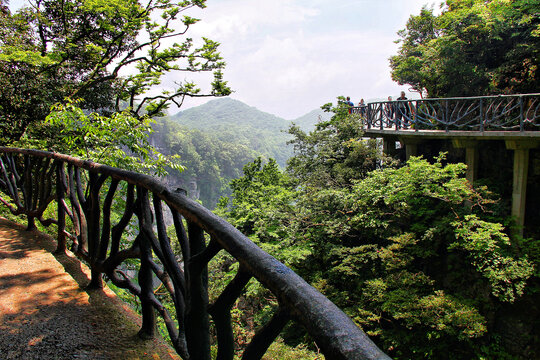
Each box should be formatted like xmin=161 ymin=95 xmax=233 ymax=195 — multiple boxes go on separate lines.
xmin=151 ymin=98 xmax=330 ymax=208
xmin=168 ymin=98 xmax=326 ymax=167
xmin=216 ymin=100 xmax=540 ymax=359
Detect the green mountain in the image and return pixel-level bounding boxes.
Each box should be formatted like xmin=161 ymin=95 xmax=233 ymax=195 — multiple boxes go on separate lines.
xmin=290 ymin=108 xmax=329 ymax=132
xmin=171 ymin=98 xmax=288 ymax=131
xmin=151 ymin=98 xmax=330 ymax=208
xmin=169 ymin=98 xmax=330 ymax=167
xmin=169 ymin=98 xmax=291 ymax=167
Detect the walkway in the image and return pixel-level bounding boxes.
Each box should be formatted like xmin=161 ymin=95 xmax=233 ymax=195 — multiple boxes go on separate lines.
xmin=0 ymin=217 xmax=180 ymax=360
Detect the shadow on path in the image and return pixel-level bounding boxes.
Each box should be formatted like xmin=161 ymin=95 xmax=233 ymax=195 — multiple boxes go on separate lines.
xmin=0 ymin=217 xmax=180 ymax=360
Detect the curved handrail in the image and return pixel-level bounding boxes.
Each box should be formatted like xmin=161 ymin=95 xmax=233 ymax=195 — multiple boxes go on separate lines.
xmin=0 ymin=147 xmax=390 ymax=360
xmin=361 ymin=93 xmax=540 ymax=132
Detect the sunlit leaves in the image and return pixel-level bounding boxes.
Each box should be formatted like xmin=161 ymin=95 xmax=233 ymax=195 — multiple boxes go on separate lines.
xmin=44 ymin=99 xmax=183 ymax=175
xmin=391 ymin=0 xmax=540 ymax=97
xmin=452 ymin=215 xmax=534 ymax=302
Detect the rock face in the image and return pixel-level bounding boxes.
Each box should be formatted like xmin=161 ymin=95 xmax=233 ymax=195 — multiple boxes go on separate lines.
xmin=162 ymin=176 xmax=199 ymax=201
xmin=187 ymin=178 xmax=200 ymax=201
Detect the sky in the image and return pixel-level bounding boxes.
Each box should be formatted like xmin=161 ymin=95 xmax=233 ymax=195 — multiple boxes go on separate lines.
xmin=9 ymin=0 xmax=439 ymax=119
xmin=183 ymin=0 xmax=438 ymax=119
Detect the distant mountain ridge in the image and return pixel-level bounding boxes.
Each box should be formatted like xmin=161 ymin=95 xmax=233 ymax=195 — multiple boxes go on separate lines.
xmin=151 ymin=98 xmax=331 ymax=208
xmin=170 ymin=97 xmax=328 ymax=132
xmin=170 ymin=98 xmax=288 ymax=130
xmin=168 ymin=97 xmax=330 ymax=167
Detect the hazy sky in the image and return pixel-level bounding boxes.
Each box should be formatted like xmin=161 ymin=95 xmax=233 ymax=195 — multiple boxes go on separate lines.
xmin=184 ymin=0 xmax=438 ymax=118
xmin=9 ymin=0 xmax=438 ymax=119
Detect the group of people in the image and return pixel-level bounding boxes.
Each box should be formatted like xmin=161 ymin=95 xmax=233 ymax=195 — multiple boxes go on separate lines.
xmin=346 ymin=91 xmax=412 ymax=127
xmin=388 ymin=91 xmax=413 ymax=127
xmin=346 ymin=96 xmax=366 ymax=115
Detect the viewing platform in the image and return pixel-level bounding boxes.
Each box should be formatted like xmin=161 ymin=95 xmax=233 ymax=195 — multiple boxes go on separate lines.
xmin=356 ymin=93 xmax=540 ymax=135
xmin=355 ymin=93 xmax=540 ymax=236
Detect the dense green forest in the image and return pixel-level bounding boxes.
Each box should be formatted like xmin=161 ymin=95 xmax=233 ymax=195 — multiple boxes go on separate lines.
xmin=150 ymin=98 xmax=327 ymax=208
xmin=215 ymin=101 xmax=540 ymax=359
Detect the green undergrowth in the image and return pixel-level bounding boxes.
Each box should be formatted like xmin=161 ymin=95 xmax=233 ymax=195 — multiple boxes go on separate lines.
xmin=262 ymin=340 xmax=320 ymax=360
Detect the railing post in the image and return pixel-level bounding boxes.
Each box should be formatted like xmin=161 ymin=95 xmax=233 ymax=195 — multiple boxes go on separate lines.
xmin=138 ymin=232 xmax=157 ymax=339
xmin=394 ymin=101 xmax=399 ymax=130
xmin=445 ymin=100 xmax=449 ymax=132
xmin=23 ymin=155 xmax=35 ymax=231
xmin=55 ymin=162 xmax=67 ymax=254
xmin=414 ymin=100 xmax=418 ymax=132
xmin=479 ymin=98 xmax=484 ymax=132
xmin=520 ymin=96 xmax=524 ymax=132
xmin=379 ymin=104 xmax=384 ymax=130
xmin=186 ymin=221 xmax=211 ymax=360
xmin=26 ymin=216 xmax=36 ymax=231
xmin=86 ymin=172 xmax=104 ymax=289
xmin=368 ymin=104 xmax=372 ymax=129
xmin=137 ymin=187 xmax=157 ymax=339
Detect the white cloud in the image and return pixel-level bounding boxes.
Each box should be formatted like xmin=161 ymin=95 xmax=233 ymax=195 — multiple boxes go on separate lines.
xmin=192 ymin=0 xmax=320 ymax=40
xmin=10 ymin=0 xmax=432 ymax=118
xmin=168 ymin=0 xmax=432 ymax=118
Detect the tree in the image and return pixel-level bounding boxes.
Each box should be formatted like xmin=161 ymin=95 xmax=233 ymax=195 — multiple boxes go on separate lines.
xmin=217 ymin=101 xmax=538 ymax=359
xmin=216 ymin=157 xmax=299 ymax=261
xmin=0 ymin=0 xmax=231 ymax=145
xmin=287 ymin=98 xmax=390 ymax=188
xmin=43 ymin=99 xmax=183 ymax=174
xmin=390 ymin=0 xmax=540 ymax=97
xmin=389 ymin=6 xmax=439 ymax=96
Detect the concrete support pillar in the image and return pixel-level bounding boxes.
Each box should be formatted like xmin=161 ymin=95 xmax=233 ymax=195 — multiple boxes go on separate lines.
xmin=512 ymin=148 xmax=529 ymax=232
xmin=506 ymin=140 xmax=538 ymax=236
xmin=452 ymin=139 xmax=479 ymax=184
xmin=400 ymin=138 xmax=421 ymax=161
xmin=465 ymin=147 xmax=479 ymax=184
xmin=405 ymin=144 xmax=417 ymax=161
xmin=382 ymin=137 xmax=398 ymax=157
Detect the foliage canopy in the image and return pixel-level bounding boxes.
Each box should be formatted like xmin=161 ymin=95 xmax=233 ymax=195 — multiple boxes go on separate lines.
xmin=390 ymin=0 xmax=540 ymax=97
xmin=0 ymin=0 xmax=230 ymax=145
xmin=217 ymin=100 xmax=538 ymax=359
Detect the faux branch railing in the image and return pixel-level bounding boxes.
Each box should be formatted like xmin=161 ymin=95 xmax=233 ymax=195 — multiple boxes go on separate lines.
xmin=0 ymin=147 xmax=390 ymax=360
xmin=355 ymin=93 xmax=540 ymax=132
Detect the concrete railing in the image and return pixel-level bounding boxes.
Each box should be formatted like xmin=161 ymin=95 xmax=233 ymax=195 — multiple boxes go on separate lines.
xmin=0 ymin=147 xmax=390 ymax=360
xmin=355 ymin=94 xmax=540 ymax=132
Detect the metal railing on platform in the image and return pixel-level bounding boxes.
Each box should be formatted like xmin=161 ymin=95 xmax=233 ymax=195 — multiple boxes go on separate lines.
xmin=353 ymin=94 xmax=540 ymax=132
xmin=0 ymin=147 xmax=390 ymax=360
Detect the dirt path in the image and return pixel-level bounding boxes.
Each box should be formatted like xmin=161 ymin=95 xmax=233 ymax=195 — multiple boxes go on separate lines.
xmin=0 ymin=217 xmax=180 ymax=360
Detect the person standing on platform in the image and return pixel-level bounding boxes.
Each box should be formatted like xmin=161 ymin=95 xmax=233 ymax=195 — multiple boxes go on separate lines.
xmin=358 ymin=98 xmax=366 ymax=117
xmin=346 ymin=96 xmax=354 ymax=114
xmin=385 ymin=96 xmax=395 ymax=121
xmin=396 ymin=91 xmax=410 ymax=128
